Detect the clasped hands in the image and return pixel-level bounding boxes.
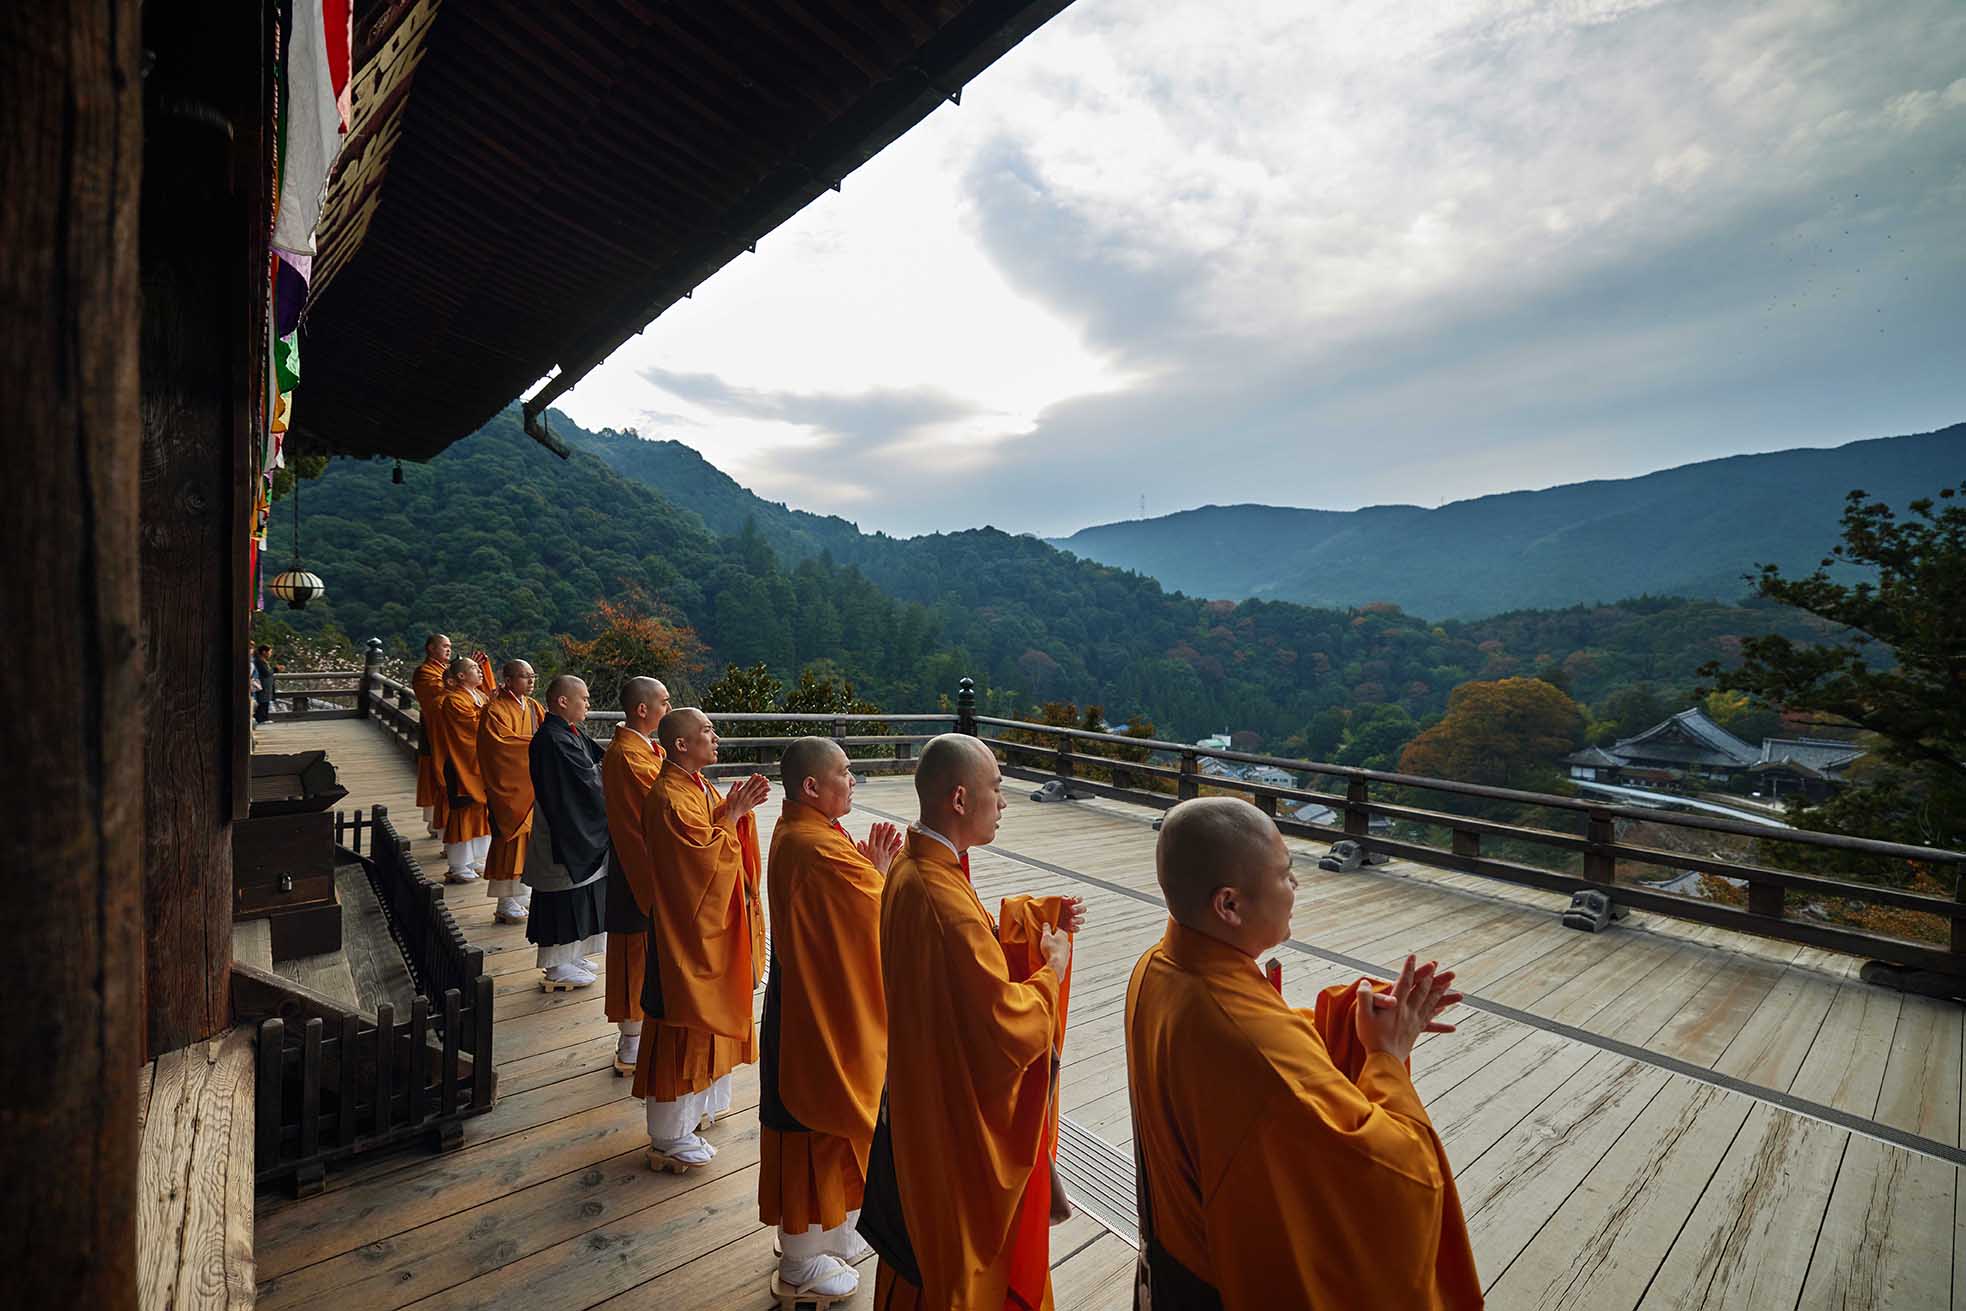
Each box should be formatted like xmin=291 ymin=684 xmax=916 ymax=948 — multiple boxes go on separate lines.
xmin=1038 ymin=895 xmax=1087 ymax=980
xmin=724 ymin=773 xmax=771 ymax=819
xmin=1355 ymin=955 xmax=1463 ymax=1064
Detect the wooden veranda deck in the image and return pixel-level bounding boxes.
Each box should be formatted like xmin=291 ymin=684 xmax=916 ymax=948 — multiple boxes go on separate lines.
xmin=253 ymin=718 xmax=1964 ymax=1310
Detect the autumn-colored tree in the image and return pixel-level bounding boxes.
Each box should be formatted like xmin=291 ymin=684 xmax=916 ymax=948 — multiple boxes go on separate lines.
xmin=557 ymin=592 xmax=707 ymax=709
xmin=1397 ymin=677 xmax=1584 ymax=818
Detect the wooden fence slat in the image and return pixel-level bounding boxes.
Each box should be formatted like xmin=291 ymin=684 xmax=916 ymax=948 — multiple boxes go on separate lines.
xmin=337 ymin=1014 xmax=360 ymax=1147
xmin=256 ymin=1018 xmax=284 ymax=1169
xmin=374 ymin=1003 xmax=395 ymax=1136
xmin=408 ymin=997 xmax=429 ymax=1125
xmin=299 ymin=1019 xmax=322 ymax=1161
xmin=441 ymin=988 xmax=462 ymax=1115
xmin=472 ymin=975 xmax=494 ymax=1109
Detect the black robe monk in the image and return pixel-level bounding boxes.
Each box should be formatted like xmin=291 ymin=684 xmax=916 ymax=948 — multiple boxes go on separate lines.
xmin=524 ymin=713 xmax=612 ymax=958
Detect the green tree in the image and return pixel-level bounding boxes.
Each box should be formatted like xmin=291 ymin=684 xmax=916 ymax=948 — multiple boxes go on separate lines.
xmin=1704 ymin=482 xmax=1966 ymax=856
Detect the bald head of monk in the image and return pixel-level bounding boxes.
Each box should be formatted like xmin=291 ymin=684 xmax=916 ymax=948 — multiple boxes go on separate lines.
xmin=425 ymin=633 xmax=452 ymax=663
xmin=502 ymin=659 xmax=535 ymax=698
xmin=543 ymin=674 xmax=590 ymax=726
xmin=1156 ymin=797 xmax=1298 ymax=957
xmin=914 ymin=733 xmax=1006 ymax=850
xmin=445 ymin=655 xmax=482 ymax=689
xmin=659 ymin=706 xmax=718 ymax=771
xmin=782 ymin=736 xmax=854 ymax=820
xmin=619 ymin=676 xmax=671 ymax=735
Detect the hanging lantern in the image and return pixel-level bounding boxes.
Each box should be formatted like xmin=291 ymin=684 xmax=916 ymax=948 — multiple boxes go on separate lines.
xmin=270 ymin=469 xmax=325 ymax=609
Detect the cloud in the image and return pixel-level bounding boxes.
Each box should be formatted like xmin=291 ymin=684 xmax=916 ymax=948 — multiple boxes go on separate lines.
xmin=555 ymin=0 xmax=1966 ymax=539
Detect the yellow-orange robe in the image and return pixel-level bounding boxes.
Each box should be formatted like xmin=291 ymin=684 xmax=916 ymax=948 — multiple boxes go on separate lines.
xmin=430 ymin=682 xmax=492 ymax=843
xmin=600 ymin=727 xmax=664 ymax=1024
xmin=874 ymin=833 xmax=1065 ymax=1311
xmin=759 ymin=801 xmax=886 ymax=1234
xmin=1124 ymin=921 xmax=1483 ymax=1310
xmin=630 ymin=761 xmax=763 ymax=1102
xmin=412 ymin=658 xmax=448 ymax=824
xmin=476 ymin=689 xmax=543 ymax=879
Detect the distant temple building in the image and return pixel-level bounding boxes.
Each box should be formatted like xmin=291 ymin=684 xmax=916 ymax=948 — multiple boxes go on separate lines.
xmin=1564 ymin=708 xmax=1866 ymax=800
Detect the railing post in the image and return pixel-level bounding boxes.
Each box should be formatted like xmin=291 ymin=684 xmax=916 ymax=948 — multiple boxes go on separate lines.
xmin=1584 ymin=810 xmax=1616 ymax=885
xmin=396 ymin=684 xmax=414 ymax=712
xmin=1344 ymin=776 xmax=1369 ymax=837
xmin=832 ymin=717 xmax=849 ymax=749
xmin=359 ymin=637 xmax=383 ymax=718
xmin=895 ymin=740 xmax=914 ymax=772
xmin=956 ymin=677 xmax=977 ymax=736
xmin=1178 ymin=751 xmax=1198 ymax=801
xmin=292 ymin=690 xmax=311 ymax=715
xmin=1452 ymin=827 xmax=1481 ymax=860
xmin=1746 ymin=879 xmax=1785 ymax=919
xmin=1953 ymin=868 xmax=1966 ymax=957
xmin=1054 ymin=731 xmax=1074 ymax=786
xmin=1255 ymin=793 xmax=1278 ymax=818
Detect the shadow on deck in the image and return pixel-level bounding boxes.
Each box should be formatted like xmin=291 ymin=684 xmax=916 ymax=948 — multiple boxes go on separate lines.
xmin=251 ymin=717 xmax=1964 ymax=1310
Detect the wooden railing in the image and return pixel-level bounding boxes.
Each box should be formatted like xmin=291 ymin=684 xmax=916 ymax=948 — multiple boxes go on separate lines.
xmin=336 ymin=665 xmax=1963 ymax=980
xmin=265 ymin=667 xmax=364 ymax=719
xmin=240 ymin=804 xmax=492 ymax=1196
xmin=972 ymin=706 xmax=1966 ymax=981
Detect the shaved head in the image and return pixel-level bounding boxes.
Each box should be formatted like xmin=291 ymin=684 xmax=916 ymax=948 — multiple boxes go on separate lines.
xmin=425 ymin=633 xmax=449 ymax=656
xmin=914 ymin=733 xmax=1006 ymax=849
xmin=502 ymin=659 xmax=533 ymax=680
xmin=543 ymin=674 xmax=585 ymax=704
xmin=658 ymin=706 xmax=707 ymax=749
xmin=445 ymin=655 xmax=478 ymax=681
xmin=620 ymin=676 xmax=671 ymax=731
xmin=1156 ymin=798 xmax=1296 ymax=952
xmin=914 ymin=733 xmax=997 ymax=807
xmin=782 ymin=736 xmax=847 ymax=798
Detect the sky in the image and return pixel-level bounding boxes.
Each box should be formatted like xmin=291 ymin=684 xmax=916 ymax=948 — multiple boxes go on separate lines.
xmin=550 ymin=0 xmax=1966 ymax=540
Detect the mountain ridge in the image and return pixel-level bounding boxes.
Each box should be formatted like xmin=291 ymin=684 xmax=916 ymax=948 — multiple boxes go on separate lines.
xmin=1046 ymin=423 xmax=1965 ymax=617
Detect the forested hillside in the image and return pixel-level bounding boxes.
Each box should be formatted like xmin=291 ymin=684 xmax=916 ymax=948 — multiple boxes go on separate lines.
xmin=279 ymin=407 xmax=1847 ymax=757
xmin=1049 ymin=422 xmax=1966 ymax=617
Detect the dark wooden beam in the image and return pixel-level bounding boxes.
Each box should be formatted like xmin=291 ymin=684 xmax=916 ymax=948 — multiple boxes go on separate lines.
xmin=0 ymin=1 xmax=146 ymax=1304
xmin=139 ymin=0 xmax=265 ymax=1055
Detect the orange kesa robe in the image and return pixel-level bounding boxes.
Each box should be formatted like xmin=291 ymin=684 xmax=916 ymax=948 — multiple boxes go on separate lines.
xmin=758 ymin=801 xmax=886 ymax=1233
xmin=412 ymin=657 xmax=448 ymax=824
xmin=873 ymin=833 xmax=1065 ymax=1311
xmin=1124 ymin=920 xmax=1482 ymax=1310
xmin=429 ymin=680 xmax=492 ymax=844
xmin=630 ymin=760 xmax=763 ymax=1102
xmin=600 ymin=727 xmax=664 ymax=1023
xmin=476 ymin=688 xmax=542 ymax=879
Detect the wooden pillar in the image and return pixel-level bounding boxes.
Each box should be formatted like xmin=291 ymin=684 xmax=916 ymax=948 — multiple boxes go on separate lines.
xmin=1177 ymin=751 xmax=1198 ymax=800
xmin=0 ymin=2 xmax=146 ymax=1304
xmin=1583 ymin=810 xmax=1617 ymax=885
xmin=139 ymin=0 xmax=266 ymax=1054
xmin=360 ymin=637 xmax=385 ymax=717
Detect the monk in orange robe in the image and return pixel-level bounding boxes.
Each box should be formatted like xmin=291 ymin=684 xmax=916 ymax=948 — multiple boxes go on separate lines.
xmin=760 ymin=737 xmax=903 ymax=1304
xmin=1125 ymin=797 xmax=1481 ymax=1310
xmin=632 ymin=707 xmax=768 ymax=1172
xmin=863 ymin=733 xmax=1085 ymax=1311
xmin=412 ymin=633 xmax=451 ymax=836
xmin=600 ymin=675 xmax=670 ymax=1075
xmin=477 ymin=659 xmax=543 ymax=924
xmin=428 ymin=653 xmax=496 ymax=882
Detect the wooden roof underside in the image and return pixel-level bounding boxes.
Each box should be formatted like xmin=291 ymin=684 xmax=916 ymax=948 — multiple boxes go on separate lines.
xmin=291 ymin=0 xmax=1073 ymax=461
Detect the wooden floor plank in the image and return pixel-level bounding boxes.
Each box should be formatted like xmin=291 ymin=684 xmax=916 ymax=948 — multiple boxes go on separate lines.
xmin=1635 ymin=1103 xmax=1845 ymax=1310
xmin=1796 ymin=1134 xmax=1953 ymax=1311
xmin=1484 ymin=1080 xmax=1755 ymax=1311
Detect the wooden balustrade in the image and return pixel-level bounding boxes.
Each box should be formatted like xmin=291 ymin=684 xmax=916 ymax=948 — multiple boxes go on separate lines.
xmin=315 ymin=663 xmax=1964 ymax=981
xmin=239 ymin=803 xmax=492 ymax=1195
xmin=966 ymin=713 xmax=1965 ymax=981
